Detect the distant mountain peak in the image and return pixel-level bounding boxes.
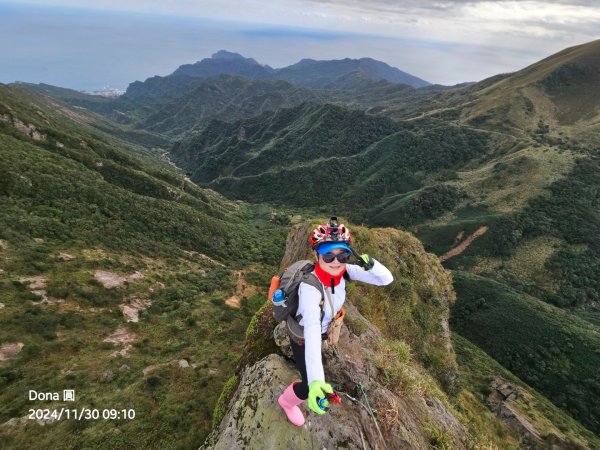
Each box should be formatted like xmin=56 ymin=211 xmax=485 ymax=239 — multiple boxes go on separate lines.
xmin=172 ymin=50 xmax=271 ymax=79
xmin=211 ymin=50 xmax=258 ymax=65
xmin=170 ymin=51 xmax=429 ymax=88
xmin=212 ymin=50 xmax=244 ymax=59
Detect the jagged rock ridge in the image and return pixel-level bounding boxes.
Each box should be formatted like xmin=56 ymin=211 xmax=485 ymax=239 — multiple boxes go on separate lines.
xmin=202 ymin=222 xmax=464 ymax=449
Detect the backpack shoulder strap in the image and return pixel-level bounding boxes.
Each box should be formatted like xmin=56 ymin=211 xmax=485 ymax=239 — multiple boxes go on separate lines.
xmin=297 ymin=271 xmax=327 ymax=325
xmin=301 ymin=271 xmax=324 ymax=296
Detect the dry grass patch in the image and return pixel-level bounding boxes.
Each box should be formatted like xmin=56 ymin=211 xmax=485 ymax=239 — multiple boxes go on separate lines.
xmin=453 ymin=146 xmax=577 ymax=212
xmin=504 ymin=236 xmax=562 ymax=293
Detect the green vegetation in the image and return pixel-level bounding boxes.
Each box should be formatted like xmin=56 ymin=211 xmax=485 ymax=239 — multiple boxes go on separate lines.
xmin=453 ymin=333 xmax=600 ymax=449
xmin=170 ymin=103 xmax=490 ymax=228
xmin=451 ymin=271 xmax=600 ymax=434
xmin=212 ymin=375 xmax=239 ymax=428
xmin=422 ymin=422 xmax=454 ymax=450
xmin=0 ymin=84 xmax=288 ymax=448
xmin=7 ymin=39 xmax=600 ymax=446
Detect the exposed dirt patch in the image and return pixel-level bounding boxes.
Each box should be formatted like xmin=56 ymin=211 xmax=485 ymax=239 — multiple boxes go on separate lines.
xmin=440 ymin=226 xmax=488 ymax=262
xmin=0 ymin=342 xmax=24 ymax=365
xmin=19 ymin=276 xmax=49 ymax=301
xmin=20 ymin=276 xmax=46 ymax=290
xmin=183 ymin=250 xmax=225 ymax=267
xmin=224 ymin=296 xmax=241 ymax=308
xmin=225 ymin=270 xmax=260 ymax=309
xmin=103 ymin=328 xmax=137 ymax=358
xmin=57 ymin=252 xmax=75 ymax=261
xmin=94 ymin=270 xmax=144 ymax=289
xmin=119 ymin=296 xmax=151 ymax=322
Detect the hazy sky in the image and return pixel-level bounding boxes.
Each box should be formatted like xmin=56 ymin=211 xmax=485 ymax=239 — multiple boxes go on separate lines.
xmin=1 ymin=1 xmax=598 ymax=91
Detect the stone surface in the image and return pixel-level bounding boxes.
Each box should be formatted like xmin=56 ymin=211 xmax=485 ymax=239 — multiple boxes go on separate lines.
xmin=119 ymin=296 xmax=151 ymax=323
xmin=178 ymin=359 xmax=190 ymax=368
xmin=143 ymin=365 xmax=157 ymax=376
xmin=203 ymin=301 xmax=467 ymax=450
xmin=103 ymin=328 xmax=136 ymax=358
xmin=102 ymin=370 xmax=114 ymax=383
xmin=486 ymin=378 xmax=585 ymax=449
xmin=0 ymin=343 xmax=24 ymax=365
xmin=95 ymin=271 xmax=144 ymax=289
xmin=57 ymin=252 xmax=75 ymax=261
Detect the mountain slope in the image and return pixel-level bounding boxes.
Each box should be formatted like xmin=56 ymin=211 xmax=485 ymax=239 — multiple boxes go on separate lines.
xmin=0 ymin=83 xmax=288 ymax=448
xmin=169 ymin=102 xmax=493 ymax=216
xmin=399 ymin=39 xmax=600 ymax=142
xmin=203 ymin=222 xmax=599 ymax=449
xmin=138 ymin=76 xmax=323 ymax=136
xmin=164 ymin=40 xmax=600 ymax=435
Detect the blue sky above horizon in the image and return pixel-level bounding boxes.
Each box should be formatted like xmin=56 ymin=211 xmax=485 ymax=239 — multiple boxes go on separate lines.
xmin=1 ymin=1 xmax=599 ymax=91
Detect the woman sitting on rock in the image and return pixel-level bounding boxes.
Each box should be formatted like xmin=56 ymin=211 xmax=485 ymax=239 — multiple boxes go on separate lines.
xmin=278 ymin=217 xmax=394 ymax=426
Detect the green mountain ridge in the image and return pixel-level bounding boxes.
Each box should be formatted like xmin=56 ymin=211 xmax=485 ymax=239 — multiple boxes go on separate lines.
xmin=170 ymin=50 xmax=431 ymax=88
xmin=2 ymin=39 xmax=600 ymax=447
xmin=163 ymin=40 xmax=600 ymax=435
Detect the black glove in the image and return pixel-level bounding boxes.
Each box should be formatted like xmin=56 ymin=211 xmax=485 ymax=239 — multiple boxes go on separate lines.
xmin=357 ymin=254 xmax=375 ymax=270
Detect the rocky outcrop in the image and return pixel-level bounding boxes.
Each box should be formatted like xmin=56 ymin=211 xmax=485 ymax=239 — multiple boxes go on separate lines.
xmin=0 ymin=343 xmax=24 ymax=366
xmin=279 ymin=222 xmax=458 ymax=393
xmin=487 ymin=378 xmax=586 ymax=450
xmin=103 ymin=328 xmax=136 ymax=357
xmin=203 ymin=222 xmax=465 ymax=449
xmin=119 ymin=296 xmax=151 ymax=322
xmin=203 ymin=302 xmax=467 ymax=449
xmin=94 ymin=270 xmax=144 ymax=288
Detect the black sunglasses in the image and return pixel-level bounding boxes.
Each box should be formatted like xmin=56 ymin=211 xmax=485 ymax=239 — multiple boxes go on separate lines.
xmin=320 ymin=250 xmax=352 ymax=264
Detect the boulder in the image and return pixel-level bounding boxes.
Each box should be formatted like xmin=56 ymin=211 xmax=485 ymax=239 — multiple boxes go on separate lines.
xmin=102 ymin=370 xmax=114 ymax=383
xmin=179 ymin=359 xmax=190 ymax=368
xmin=204 ymin=301 xmax=467 ymax=450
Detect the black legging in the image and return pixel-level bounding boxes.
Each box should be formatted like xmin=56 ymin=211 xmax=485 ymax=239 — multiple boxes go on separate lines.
xmin=290 ymin=333 xmax=327 ymax=400
xmin=290 ymin=338 xmax=309 ymax=399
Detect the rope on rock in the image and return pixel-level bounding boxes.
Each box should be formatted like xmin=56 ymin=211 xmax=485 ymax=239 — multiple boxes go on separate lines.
xmin=331 ymin=380 xmax=387 ymax=450
xmin=357 ymin=382 xmax=387 ymax=450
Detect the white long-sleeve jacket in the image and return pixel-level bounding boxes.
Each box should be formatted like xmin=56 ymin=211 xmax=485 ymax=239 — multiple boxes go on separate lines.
xmin=296 ymin=259 xmax=393 ymax=384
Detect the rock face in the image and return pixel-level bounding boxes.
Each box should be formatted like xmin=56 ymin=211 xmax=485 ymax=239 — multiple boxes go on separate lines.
xmin=103 ymin=328 xmax=136 ymax=357
xmin=94 ymin=271 xmax=144 ymax=289
xmin=203 ymin=296 xmax=467 ymax=449
xmin=279 ymin=222 xmax=458 ymax=393
xmin=203 ymin=222 xmax=466 ymax=449
xmin=488 ymin=378 xmax=586 ymax=450
xmin=0 ymin=343 xmax=24 ymax=366
xmin=119 ymin=296 xmax=151 ymax=322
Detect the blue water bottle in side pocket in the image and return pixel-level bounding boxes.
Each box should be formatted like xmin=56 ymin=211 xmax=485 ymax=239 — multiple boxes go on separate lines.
xmin=272 ymin=288 xmax=287 ymax=307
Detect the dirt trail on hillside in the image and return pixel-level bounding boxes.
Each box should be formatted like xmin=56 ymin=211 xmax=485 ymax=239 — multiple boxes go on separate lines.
xmin=440 ymin=226 xmax=488 ymax=262
xmin=225 ymin=270 xmax=260 ymax=308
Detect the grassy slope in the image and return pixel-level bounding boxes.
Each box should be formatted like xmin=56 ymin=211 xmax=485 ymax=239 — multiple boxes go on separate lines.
xmin=453 ymin=333 xmax=600 ymax=449
xmin=450 ymin=271 xmax=600 ymax=434
xmin=0 ymin=84 xmax=288 ymax=448
xmin=162 ymin=42 xmax=600 ymax=434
